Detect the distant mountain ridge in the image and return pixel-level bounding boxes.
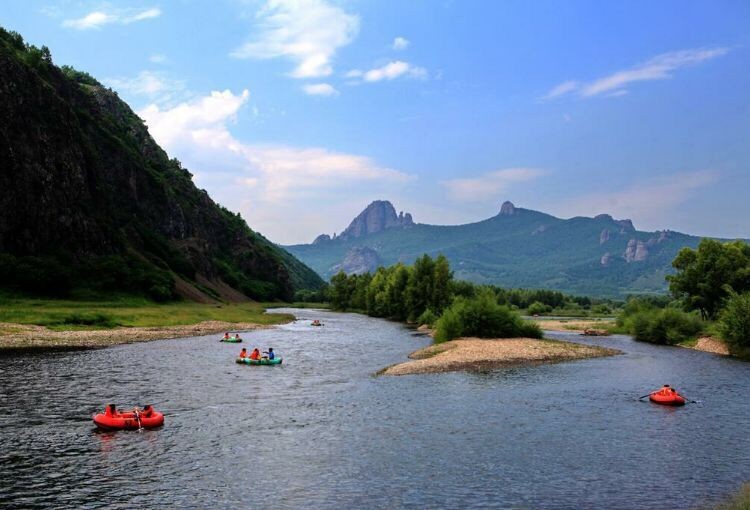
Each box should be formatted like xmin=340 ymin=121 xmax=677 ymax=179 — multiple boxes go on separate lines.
xmin=285 ymin=199 xmax=735 ymax=297
xmin=0 ymin=27 xmax=323 ymax=301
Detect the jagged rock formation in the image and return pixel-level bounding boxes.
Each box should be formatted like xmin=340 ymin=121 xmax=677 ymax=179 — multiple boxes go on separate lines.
xmin=600 ymin=252 xmax=612 ymax=267
xmin=0 ymin=27 xmax=323 ymax=301
xmin=331 ymin=247 xmax=381 ymax=275
xmin=624 ymin=239 xmax=649 ymax=262
xmin=312 ymin=234 xmax=331 ymax=245
xmin=599 ymin=229 xmax=611 ymax=244
xmin=499 ymin=201 xmax=517 ymax=216
xmin=337 ymin=200 xmax=414 ymax=240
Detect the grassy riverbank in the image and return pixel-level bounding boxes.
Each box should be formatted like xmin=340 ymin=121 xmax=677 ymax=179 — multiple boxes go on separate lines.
xmin=0 ymin=296 xmax=294 ymax=350
xmin=380 ymin=337 xmax=621 ymax=376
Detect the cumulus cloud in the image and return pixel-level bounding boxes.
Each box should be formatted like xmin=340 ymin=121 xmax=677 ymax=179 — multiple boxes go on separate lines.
xmin=347 ymin=61 xmax=427 ymax=83
xmin=63 ymin=7 xmax=161 ymax=29
xmin=441 ymin=168 xmax=545 ymax=202
xmin=231 ymin=0 xmax=359 ymax=78
xmin=544 ymin=47 xmax=729 ymax=99
xmin=138 ymin=89 xmax=412 ymax=242
xmin=392 ymin=37 xmax=410 ymax=50
xmin=149 ymin=54 xmax=167 ymax=64
xmin=302 ymin=83 xmax=339 ymax=96
xmin=553 ymin=170 xmax=719 ymax=225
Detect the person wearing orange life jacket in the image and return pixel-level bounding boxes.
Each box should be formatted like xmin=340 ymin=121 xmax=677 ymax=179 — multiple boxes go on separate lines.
xmin=239 ymin=348 xmax=248 ymax=358
xmin=249 ymin=348 xmax=261 ymax=360
xmin=104 ymin=403 xmax=118 ymax=417
xmin=223 ymin=332 xmax=230 ymax=340
xmin=141 ymin=405 xmax=154 ymax=418
xmin=659 ymin=384 xmax=671 ymax=396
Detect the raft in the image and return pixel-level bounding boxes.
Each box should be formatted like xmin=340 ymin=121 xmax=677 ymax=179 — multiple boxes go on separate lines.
xmin=93 ymin=410 xmax=164 ymax=430
xmin=649 ymin=391 xmax=686 ymax=406
xmin=311 ymin=323 xmax=323 ymax=327
xmin=236 ymin=357 xmax=282 ymax=366
xmin=220 ymin=338 xmax=243 ymax=343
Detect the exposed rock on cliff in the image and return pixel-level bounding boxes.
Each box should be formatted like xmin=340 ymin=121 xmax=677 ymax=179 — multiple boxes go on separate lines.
xmin=331 ymin=246 xmax=381 ymax=275
xmin=624 ymin=239 xmax=649 ymax=262
xmin=338 ymin=200 xmax=414 ymax=240
xmin=599 ymin=229 xmax=611 ymax=244
xmin=312 ymin=234 xmax=331 ymax=245
xmin=499 ymin=201 xmax=517 ymax=216
xmin=600 ymin=252 xmax=612 ymax=267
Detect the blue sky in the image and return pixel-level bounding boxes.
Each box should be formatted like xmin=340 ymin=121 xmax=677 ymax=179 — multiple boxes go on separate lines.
xmin=3 ymin=0 xmax=749 ymax=244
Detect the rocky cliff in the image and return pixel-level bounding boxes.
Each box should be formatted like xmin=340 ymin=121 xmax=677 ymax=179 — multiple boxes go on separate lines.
xmin=336 ymin=200 xmax=414 ymax=240
xmin=0 ymin=27 xmax=323 ymax=301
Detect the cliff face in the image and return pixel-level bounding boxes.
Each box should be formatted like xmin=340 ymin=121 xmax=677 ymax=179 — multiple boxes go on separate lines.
xmin=337 ymin=200 xmax=414 ymax=240
xmin=0 ymin=28 xmax=323 ymax=300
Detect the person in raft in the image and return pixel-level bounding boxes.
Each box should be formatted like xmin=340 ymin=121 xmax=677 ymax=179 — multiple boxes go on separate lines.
xmin=249 ymin=348 xmax=261 ymax=360
xmin=140 ymin=405 xmax=154 ymax=418
xmin=104 ymin=403 xmax=118 ymax=417
xmin=234 ymin=333 xmax=242 ymax=341
xmin=659 ymin=384 xmax=671 ymax=395
xmin=266 ymin=348 xmax=275 ymax=360
xmin=223 ymin=332 xmax=230 ymax=340
xmin=239 ymin=348 xmax=248 ymax=359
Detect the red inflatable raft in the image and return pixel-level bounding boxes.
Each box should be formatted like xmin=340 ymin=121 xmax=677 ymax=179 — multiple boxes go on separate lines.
xmin=649 ymin=390 xmax=686 ymax=406
xmin=93 ymin=406 xmax=164 ymax=430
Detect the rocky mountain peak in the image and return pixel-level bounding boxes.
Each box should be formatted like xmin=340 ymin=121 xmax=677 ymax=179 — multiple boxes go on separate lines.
xmin=499 ymin=201 xmax=517 ymax=216
xmin=338 ymin=200 xmax=414 ymax=240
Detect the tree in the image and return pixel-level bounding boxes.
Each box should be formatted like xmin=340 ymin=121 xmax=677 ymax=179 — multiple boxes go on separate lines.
xmin=405 ymin=254 xmax=435 ymax=320
xmin=430 ymin=254 xmax=453 ymax=314
xmin=718 ymin=292 xmax=750 ymax=351
xmin=668 ymin=239 xmax=750 ymax=319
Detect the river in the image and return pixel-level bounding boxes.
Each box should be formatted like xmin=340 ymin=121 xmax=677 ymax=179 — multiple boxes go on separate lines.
xmin=0 ymin=308 xmax=748 ymax=509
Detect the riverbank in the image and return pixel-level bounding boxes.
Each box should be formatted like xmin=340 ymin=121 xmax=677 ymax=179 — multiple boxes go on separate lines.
xmin=0 ymin=320 xmax=276 ymax=351
xmin=381 ymin=337 xmax=621 ymax=375
xmin=0 ymin=297 xmax=294 ymax=351
xmin=533 ymin=318 xmax=615 ymax=333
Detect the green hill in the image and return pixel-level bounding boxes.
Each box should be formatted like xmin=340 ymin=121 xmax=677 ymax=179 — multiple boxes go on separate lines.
xmin=0 ymin=27 xmax=323 ymax=301
xmin=286 ymin=200 xmax=720 ymax=297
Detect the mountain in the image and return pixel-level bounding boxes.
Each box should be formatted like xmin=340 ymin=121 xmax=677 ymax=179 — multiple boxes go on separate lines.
xmin=0 ymin=27 xmax=323 ymax=301
xmin=285 ymin=199 xmax=728 ymax=297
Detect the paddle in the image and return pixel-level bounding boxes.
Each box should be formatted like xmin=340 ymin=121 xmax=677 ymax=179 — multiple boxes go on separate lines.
xmin=134 ymin=408 xmax=143 ymax=431
xmin=637 ymin=393 xmax=652 ymax=400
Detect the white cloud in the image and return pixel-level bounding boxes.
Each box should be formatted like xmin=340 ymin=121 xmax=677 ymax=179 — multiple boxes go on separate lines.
xmin=231 ymin=0 xmax=359 ymax=79
xmin=545 ymin=47 xmax=729 ymax=99
xmin=138 ymin=89 xmax=413 ymax=242
xmin=104 ymin=71 xmax=187 ymax=106
xmin=63 ymin=7 xmax=161 ymax=29
xmin=553 ymin=170 xmax=719 ymax=225
xmin=392 ymin=37 xmax=410 ymax=51
xmin=359 ymin=61 xmax=428 ymax=82
xmin=302 ymin=83 xmax=339 ymax=96
xmin=149 ymin=54 xmax=167 ymax=64
xmin=441 ymin=168 xmax=545 ymax=202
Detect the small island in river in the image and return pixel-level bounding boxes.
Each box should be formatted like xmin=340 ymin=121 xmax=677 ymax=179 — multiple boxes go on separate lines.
xmin=381 ymin=337 xmax=621 ymax=376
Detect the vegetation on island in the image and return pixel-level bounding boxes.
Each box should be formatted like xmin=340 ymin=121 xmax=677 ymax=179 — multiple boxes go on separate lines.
xmin=328 ymin=254 xmax=542 ymax=342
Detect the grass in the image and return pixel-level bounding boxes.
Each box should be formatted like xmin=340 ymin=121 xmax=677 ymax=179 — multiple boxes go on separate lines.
xmin=710 ymin=483 xmax=750 ymax=510
xmin=0 ymin=295 xmax=293 ymax=330
xmin=262 ymin=302 xmax=330 ymax=309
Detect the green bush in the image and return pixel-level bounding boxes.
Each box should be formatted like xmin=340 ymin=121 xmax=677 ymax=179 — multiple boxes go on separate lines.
xmin=629 ymin=308 xmax=704 ymax=345
xmin=718 ymin=292 xmax=750 ymax=350
xmin=61 ymin=312 xmax=118 ymax=328
xmin=527 ymin=301 xmax=552 ymax=315
xmin=416 ymin=308 xmax=439 ymax=327
xmin=434 ymin=290 xmax=543 ymax=343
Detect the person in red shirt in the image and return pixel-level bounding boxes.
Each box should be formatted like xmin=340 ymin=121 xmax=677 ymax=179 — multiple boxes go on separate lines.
xmin=239 ymin=348 xmax=248 ymax=358
xmin=249 ymin=348 xmax=261 ymax=360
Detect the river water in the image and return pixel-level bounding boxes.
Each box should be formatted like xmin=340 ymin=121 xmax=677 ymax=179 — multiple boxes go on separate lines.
xmin=0 ymin=309 xmax=748 ymax=509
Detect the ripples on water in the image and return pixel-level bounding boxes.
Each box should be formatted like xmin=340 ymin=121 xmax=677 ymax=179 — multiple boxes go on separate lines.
xmin=0 ymin=309 xmax=748 ymax=509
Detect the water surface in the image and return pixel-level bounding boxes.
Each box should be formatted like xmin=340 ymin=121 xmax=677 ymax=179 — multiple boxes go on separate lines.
xmin=0 ymin=309 xmax=748 ymax=509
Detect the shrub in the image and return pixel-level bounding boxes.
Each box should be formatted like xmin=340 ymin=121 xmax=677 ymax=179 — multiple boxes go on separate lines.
xmin=434 ymin=290 xmax=543 ymax=343
xmin=629 ymin=308 xmax=704 ymax=345
xmin=527 ymin=301 xmax=552 ymax=315
xmin=718 ymin=292 xmax=750 ymax=350
xmin=416 ymin=308 xmax=439 ymax=327
xmin=60 ymin=312 xmax=118 ymax=328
